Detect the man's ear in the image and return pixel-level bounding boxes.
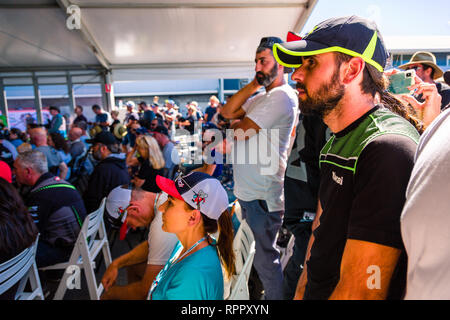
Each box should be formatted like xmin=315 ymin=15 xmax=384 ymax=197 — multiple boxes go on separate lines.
xmin=342 ymin=57 xmax=365 ymax=84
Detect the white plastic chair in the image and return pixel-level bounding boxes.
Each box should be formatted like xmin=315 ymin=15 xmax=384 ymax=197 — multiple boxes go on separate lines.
xmin=227 ymin=219 xmax=256 ymax=300
xmin=0 ymin=235 xmax=44 ymax=300
xmin=40 ymin=198 xmax=112 ymax=300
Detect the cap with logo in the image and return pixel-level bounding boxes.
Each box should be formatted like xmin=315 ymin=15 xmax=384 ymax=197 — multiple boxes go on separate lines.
xmin=273 ymin=15 xmax=388 ymax=73
xmin=156 ymin=171 xmax=228 ymax=220
xmin=86 ymin=130 xmax=117 ymax=145
xmin=106 ymin=185 xmax=131 ymax=228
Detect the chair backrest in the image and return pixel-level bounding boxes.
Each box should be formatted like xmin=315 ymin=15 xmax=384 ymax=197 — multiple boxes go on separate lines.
xmin=79 ymin=198 xmax=106 ymax=252
xmin=0 ymin=236 xmax=41 ymax=298
xmin=227 ymin=240 xmax=255 ymax=300
xmin=232 ymin=219 xmax=254 ymax=275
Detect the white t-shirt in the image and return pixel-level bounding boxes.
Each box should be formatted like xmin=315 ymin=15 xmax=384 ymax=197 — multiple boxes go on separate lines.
xmin=231 ymin=84 xmax=298 ymax=212
xmin=401 ymin=108 xmax=450 ymax=300
xmin=147 ymin=193 xmax=178 ymax=265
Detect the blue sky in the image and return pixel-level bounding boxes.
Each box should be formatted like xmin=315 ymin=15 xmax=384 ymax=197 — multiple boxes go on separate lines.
xmin=302 ymin=0 xmax=450 ymax=37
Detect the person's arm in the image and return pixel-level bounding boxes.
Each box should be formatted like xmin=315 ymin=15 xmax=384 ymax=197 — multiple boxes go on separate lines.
xmin=58 ymin=161 xmax=68 ymax=179
xmin=101 ymin=264 xmax=164 ymax=300
xmin=126 ymin=146 xmax=140 ymax=167
xmin=328 ymin=239 xmax=401 ymax=300
xmin=294 ymin=199 xmax=322 ymax=300
xmin=221 ymin=78 xmax=261 ymax=120
xmin=101 ymin=241 xmax=149 ymax=292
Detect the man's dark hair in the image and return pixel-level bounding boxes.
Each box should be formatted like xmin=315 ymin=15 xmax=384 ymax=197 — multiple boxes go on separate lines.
xmin=73 ymin=121 xmax=87 ymax=131
xmin=421 ymin=64 xmax=435 ymax=79
xmin=49 ymin=106 xmax=60 ymax=113
xmin=257 ymin=36 xmax=283 ymax=53
xmin=334 ymin=52 xmax=423 ymax=134
xmin=75 ymin=105 xmax=83 ymax=112
xmin=92 ymin=104 xmax=101 ymax=111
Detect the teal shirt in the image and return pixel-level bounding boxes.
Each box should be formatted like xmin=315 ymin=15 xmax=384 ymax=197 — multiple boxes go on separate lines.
xmin=149 ymin=241 xmax=224 ymax=300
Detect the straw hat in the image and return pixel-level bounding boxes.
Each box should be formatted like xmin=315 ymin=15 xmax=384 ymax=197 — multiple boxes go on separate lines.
xmin=113 ymin=124 xmax=128 ymax=139
xmin=398 ymin=51 xmax=443 ymax=80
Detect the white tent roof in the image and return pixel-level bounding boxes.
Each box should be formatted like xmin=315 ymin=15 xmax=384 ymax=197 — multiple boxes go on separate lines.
xmin=0 ymin=0 xmax=318 ymax=80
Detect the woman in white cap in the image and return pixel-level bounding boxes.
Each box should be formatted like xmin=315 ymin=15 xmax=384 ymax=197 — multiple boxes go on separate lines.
xmin=148 ymin=171 xmax=235 ymax=300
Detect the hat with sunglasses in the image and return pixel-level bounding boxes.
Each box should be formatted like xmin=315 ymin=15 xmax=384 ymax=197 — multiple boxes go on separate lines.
xmin=398 ymin=51 xmax=443 ymax=80
xmin=106 ymin=185 xmax=131 ymax=228
xmin=156 ymin=171 xmax=229 ymax=220
xmin=272 ymin=15 xmax=388 ymax=73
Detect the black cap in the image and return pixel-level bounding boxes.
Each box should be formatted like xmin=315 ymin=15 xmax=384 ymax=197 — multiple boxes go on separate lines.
xmin=273 ymin=15 xmax=388 ymax=72
xmin=86 ymin=131 xmax=117 ymax=145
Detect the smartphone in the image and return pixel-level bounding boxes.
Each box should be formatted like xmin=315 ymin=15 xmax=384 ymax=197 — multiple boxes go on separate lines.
xmin=387 ymin=69 xmax=416 ymax=94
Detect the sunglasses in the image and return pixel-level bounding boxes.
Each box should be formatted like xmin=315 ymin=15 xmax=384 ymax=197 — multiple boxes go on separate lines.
xmin=174 ymin=175 xmax=202 ymax=211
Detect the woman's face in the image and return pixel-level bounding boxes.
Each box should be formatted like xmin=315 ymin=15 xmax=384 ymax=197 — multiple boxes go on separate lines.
xmin=158 ymin=195 xmax=192 ymax=234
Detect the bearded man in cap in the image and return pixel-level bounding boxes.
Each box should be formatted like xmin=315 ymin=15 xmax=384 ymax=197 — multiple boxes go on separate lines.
xmin=398 ymin=51 xmax=450 ymax=110
xmin=273 ymin=16 xmax=420 ymax=300
xmin=221 ymin=36 xmax=299 ymax=300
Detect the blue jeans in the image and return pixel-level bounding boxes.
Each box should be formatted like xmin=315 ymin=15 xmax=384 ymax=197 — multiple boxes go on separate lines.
xmin=238 ymin=199 xmax=284 ymax=300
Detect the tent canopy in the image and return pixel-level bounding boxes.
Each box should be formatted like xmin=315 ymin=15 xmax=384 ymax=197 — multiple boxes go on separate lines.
xmin=0 ymin=0 xmax=318 ymax=80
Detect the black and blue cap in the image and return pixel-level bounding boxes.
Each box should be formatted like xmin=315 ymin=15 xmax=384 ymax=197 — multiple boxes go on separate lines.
xmin=273 ymin=15 xmax=389 ymax=72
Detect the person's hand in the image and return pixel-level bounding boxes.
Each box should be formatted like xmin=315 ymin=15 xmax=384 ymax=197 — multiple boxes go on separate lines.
xmin=399 ymin=75 xmax=442 ymax=128
xmin=101 ymin=261 xmax=119 ymax=292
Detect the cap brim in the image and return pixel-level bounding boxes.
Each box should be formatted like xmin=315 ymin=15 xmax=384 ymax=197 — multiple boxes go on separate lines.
xmin=156 ymin=175 xmax=184 ymax=201
xmin=273 ymin=40 xmax=329 ymax=68
xmin=398 ymin=62 xmax=443 ymax=80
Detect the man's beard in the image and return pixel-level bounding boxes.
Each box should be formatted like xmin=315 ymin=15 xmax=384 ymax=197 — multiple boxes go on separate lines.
xmin=256 ymin=63 xmax=279 ymax=87
xmin=93 ymin=148 xmax=103 ymax=161
xmin=297 ymin=67 xmax=345 ymax=118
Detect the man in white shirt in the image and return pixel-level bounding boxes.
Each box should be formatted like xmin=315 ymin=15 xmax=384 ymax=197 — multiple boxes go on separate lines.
xmin=101 ymin=186 xmax=178 ymax=300
xmin=221 ymin=36 xmax=299 ymax=300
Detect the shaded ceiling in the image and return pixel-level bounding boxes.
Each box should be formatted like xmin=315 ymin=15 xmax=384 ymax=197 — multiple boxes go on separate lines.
xmin=0 ymin=0 xmax=318 ymax=80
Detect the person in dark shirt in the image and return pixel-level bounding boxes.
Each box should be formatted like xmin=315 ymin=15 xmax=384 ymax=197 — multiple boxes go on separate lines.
xmin=0 ymin=177 xmax=38 ymax=300
xmin=13 ymin=150 xmax=86 ymax=267
xmin=83 ymin=131 xmax=130 ymax=213
xmin=132 ymin=135 xmax=165 ymax=193
xmin=274 ymin=16 xmax=420 ymax=300
xmin=73 ymin=105 xmax=88 ymax=125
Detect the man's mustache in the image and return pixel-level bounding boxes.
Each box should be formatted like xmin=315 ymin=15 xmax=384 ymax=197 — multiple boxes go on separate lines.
xmin=296 ymin=83 xmax=306 ymax=91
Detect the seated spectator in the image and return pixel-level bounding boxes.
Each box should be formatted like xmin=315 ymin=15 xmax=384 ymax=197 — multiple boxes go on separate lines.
xmin=0 ymin=129 xmax=17 ymax=168
xmin=48 ymin=132 xmax=72 ymax=180
xmin=0 ymin=177 xmax=39 ymax=300
xmin=13 ymin=150 xmax=86 ymax=267
xmin=47 ymin=106 xmax=67 ymax=138
xmin=121 ymin=121 xmax=141 ymax=153
xmin=29 ymin=127 xmax=68 ymax=179
xmin=72 ymin=121 xmax=91 ymax=150
xmin=83 ymin=131 xmax=130 ymax=213
xmin=67 ymin=127 xmax=86 ymax=160
xmin=204 ymin=95 xmax=220 ymax=122
xmin=0 ymin=160 xmax=12 ymax=183
xmin=148 ymin=172 xmax=235 ymax=300
xmin=101 ymin=187 xmax=178 ymax=300
xmin=152 ymin=127 xmax=180 ymax=176
xmin=73 ymin=105 xmax=88 ymax=126
xmin=128 ymin=135 xmax=165 ymax=193
xmin=8 ymin=128 xmax=26 ymax=148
